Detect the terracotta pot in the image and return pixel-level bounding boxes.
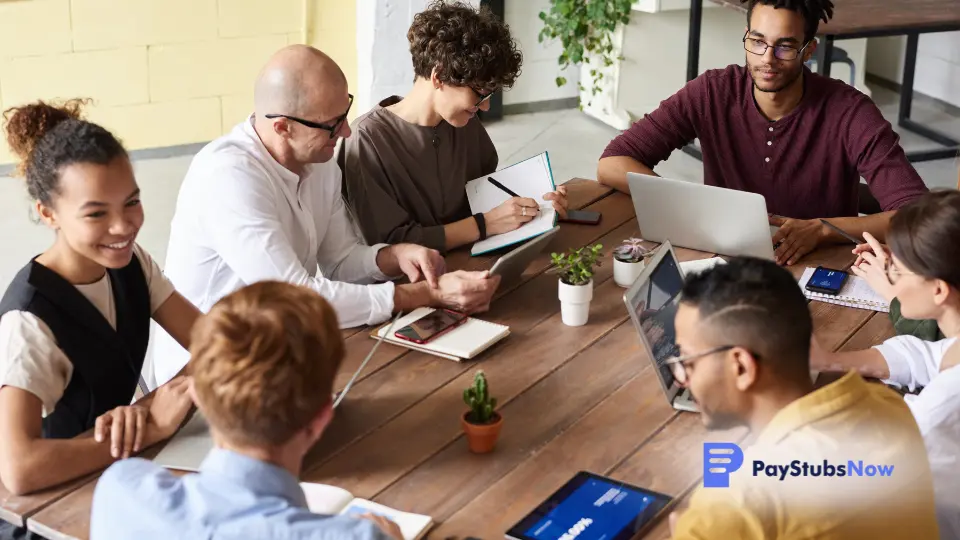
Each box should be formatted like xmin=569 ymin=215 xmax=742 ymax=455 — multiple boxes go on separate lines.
xmin=461 ymin=411 xmax=503 ymax=454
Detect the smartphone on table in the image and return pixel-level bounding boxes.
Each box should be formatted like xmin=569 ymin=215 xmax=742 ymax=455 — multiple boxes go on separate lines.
xmin=394 ymin=309 xmax=469 ymax=344
xmin=805 ymin=266 xmax=848 ymax=296
xmin=559 ymin=210 xmax=602 ymax=225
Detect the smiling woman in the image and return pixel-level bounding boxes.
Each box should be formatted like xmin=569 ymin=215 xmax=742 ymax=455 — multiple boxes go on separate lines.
xmin=0 ymin=100 xmax=200 ymax=512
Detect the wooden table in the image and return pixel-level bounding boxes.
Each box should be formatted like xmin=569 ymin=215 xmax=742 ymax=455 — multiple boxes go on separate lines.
xmin=685 ymin=0 xmax=960 ymax=163
xmin=5 ymin=179 xmax=898 ymax=540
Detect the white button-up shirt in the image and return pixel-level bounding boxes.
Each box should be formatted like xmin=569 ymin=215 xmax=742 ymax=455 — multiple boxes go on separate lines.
xmin=154 ymin=117 xmax=394 ymax=385
xmin=877 ymin=335 xmax=960 ymax=540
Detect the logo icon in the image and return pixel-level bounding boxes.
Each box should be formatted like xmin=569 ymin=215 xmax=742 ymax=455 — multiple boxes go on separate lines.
xmin=703 ymin=442 xmax=744 ymax=488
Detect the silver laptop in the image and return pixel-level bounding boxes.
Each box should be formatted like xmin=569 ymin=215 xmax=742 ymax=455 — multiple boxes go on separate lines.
xmin=627 ymin=173 xmax=776 ymax=260
xmin=623 ymin=241 xmax=698 ymax=413
xmin=489 ymin=226 xmax=560 ymax=286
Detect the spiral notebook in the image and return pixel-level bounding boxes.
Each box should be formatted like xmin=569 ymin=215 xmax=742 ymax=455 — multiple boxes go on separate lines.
xmin=371 ymin=308 xmax=510 ymax=361
xmin=798 ymin=267 xmax=890 ymax=313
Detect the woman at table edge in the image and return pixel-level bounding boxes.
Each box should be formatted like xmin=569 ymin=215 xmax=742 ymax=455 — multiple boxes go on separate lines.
xmin=338 ymin=0 xmax=568 ymax=253
xmin=811 ymin=189 xmax=960 ymax=540
xmin=0 ymin=100 xmax=197 ymax=498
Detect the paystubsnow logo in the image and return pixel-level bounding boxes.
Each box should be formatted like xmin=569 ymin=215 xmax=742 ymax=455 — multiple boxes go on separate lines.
xmin=703 ymin=442 xmax=895 ymax=488
xmin=557 ymin=518 xmax=593 ymax=540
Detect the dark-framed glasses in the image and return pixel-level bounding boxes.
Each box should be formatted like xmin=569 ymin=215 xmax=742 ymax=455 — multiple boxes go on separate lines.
xmin=265 ymin=93 xmax=354 ymax=137
xmin=661 ymin=345 xmax=745 ymax=385
xmin=743 ymin=32 xmax=811 ymax=61
xmin=471 ymin=87 xmax=496 ymax=108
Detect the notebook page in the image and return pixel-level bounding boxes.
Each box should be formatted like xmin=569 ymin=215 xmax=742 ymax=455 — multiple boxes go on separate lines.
xmin=797 ymin=267 xmax=890 ymax=312
xmin=464 ymin=152 xmax=556 ymax=214
xmin=300 ymin=482 xmax=355 ymax=516
xmin=340 ymin=499 xmax=433 ymax=540
xmin=376 ymin=308 xmax=510 ymax=359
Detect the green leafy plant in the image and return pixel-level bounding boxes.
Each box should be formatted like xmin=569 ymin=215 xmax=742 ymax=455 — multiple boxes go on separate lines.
xmin=551 ymin=243 xmax=603 ymax=286
xmin=538 ymin=0 xmax=633 ymax=101
xmin=463 ymin=370 xmax=498 ymax=425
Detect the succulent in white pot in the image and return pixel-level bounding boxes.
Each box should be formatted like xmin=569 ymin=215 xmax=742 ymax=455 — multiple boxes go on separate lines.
xmin=612 ymin=237 xmax=653 ymax=288
xmin=550 ymin=244 xmax=603 ymax=326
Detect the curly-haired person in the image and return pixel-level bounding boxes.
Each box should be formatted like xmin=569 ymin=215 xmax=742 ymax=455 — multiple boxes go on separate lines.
xmin=91 ymin=282 xmax=402 ymax=540
xmin=598 ymin=0 xmax=928 ymax=267
xmin=339 ymin=0 xmax=568 ymax=253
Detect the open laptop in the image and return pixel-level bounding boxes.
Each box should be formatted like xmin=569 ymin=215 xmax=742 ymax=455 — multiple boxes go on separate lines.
xmin=623 ymin=241 xmax=698 ymax=412
xmin=489 ymin=226 xmax=560 ymax=286
xmin=627 ymin=173 xmax=776 ymax=260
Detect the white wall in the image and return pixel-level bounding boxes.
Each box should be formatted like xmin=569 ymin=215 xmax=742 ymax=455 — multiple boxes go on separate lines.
xmin=866 ymin=32 xmax=960 ymax=108
xmin=503 ymin=0 xmax=580 ymax=105
xmin=356 ymin=0 xmax=575 ymax=113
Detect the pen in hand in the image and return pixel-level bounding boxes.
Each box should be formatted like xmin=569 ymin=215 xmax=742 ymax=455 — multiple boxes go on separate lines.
xmin=818 ymin=219 xmax=863 ymax=245
xmin=487 ymin=176 xmax=541 ymax=215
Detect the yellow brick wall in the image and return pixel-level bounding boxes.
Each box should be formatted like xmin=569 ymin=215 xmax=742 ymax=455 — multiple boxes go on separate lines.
xmin=0 ymin=0 xmax=359 ymax=165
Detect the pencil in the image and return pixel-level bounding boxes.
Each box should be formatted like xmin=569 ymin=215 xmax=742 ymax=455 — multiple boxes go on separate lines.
xmin=819 ymin=219 xmax=862 ymax=245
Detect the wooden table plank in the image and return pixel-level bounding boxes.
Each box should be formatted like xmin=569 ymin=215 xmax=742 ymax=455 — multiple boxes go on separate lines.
xmin=840 ymin=312 xmax=896 ymax=351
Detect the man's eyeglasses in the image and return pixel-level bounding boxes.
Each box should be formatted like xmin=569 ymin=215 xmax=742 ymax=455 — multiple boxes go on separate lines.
xmin=471 ymin=88 xmax=495 ymax=108
xmin=661 ymin=345 xmax=758 ymax=385
xmin=743 ymin=33 xmax=812 ymax=61
xmin=265 ymin=94 xmax=354 ymax=137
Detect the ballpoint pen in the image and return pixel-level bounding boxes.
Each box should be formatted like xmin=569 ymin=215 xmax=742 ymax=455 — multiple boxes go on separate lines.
xmin=818 ymin=219 xmax=863 ymax=245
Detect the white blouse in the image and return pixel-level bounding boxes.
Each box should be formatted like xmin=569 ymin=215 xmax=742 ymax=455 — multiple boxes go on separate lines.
xmin=876 ymin=335 xmax=960 ymax=540
xmin=0 ymin=245 xmax=175 ymax=416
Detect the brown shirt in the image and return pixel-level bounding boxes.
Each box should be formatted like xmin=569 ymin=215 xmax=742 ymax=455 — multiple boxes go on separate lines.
xmin=601 ymin=65 xmax=928 ymax=218
xmin=339 ymin=96 xmax=499 ymax=252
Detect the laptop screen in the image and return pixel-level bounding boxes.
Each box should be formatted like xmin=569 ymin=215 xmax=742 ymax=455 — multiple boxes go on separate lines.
xmin=628 ymin=252 xmax=684 ymax=388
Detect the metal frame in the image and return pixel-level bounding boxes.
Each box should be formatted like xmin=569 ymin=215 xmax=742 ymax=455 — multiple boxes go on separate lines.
xmin=684 ymin=0 xmax=960 ymax=163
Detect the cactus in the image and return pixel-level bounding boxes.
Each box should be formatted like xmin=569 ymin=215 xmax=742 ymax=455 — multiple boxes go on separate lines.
xmin=463 ymin=370 xmax=498 ymax=425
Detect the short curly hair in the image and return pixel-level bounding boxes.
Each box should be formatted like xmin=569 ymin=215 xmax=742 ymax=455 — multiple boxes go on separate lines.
xmin=190 ymin=281 xmax=344 ymax=447
xmin=408 ymin=0 xmax=522 ymax=92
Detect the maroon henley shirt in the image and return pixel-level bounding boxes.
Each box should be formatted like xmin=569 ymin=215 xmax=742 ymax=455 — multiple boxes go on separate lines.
xmin=601 ymin=65 xmax=928 ymax=218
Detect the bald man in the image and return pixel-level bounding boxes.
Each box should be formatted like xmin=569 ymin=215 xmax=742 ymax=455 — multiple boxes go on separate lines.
xmin=154 ymin=46 xmax=499 ymax=386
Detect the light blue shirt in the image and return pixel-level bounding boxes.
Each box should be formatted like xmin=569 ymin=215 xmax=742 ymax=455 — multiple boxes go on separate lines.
xmin=90 ymin=448 xmax=390 ymax=540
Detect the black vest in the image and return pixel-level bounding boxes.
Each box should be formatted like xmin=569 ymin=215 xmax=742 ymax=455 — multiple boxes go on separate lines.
xmin=0 ymin=257 xmax=150 ymax=439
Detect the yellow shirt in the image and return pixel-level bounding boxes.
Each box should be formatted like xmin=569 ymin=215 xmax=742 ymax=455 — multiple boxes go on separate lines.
xmin=673 ymin=372 xmax=938 ymax=539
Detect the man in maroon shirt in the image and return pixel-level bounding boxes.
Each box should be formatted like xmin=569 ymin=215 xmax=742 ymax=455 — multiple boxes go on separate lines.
xmin=597 ymin=0 xmax=928 ymax=266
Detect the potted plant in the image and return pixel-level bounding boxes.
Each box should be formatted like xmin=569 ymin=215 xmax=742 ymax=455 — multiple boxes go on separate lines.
xmin=612 ymin=237 xmax=652 ymax=288
xmin=551 ymin=244 xmax=603 ymax=327
xmin=461 ymin=370 xmax=502 ymax=454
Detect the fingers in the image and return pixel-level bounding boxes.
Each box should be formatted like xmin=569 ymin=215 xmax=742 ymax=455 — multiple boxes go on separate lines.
xmin=403 ymin=267 xmax=423 ymax=285
xmin=552 ymin=201 xmax=568 ymax=219
xmin=768 ymin=214 xmax=786 ymax=227
xmin=517 ymin=197 xmax=539 ymax=209
xmin=771 ymin=221 xmax=790 ymax=245
xmin=123 ymin=408 xmax=137 ymax=458
xmin=111 ymin=409 xmax=125 ymax=458
xmin=850 ymin=265 xmax=867 ymax=278
xmin=95 ymin=411 xmax=110 ymax=443
xmin=134 ymin=408 xmax=145 ymax=454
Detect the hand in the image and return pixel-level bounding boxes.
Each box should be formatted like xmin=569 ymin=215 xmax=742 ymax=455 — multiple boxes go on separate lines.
xmin=359 ymin=514 xmax=403 ymax=540
xmin=543 ymin=185 xmax=569 ymax=219
xmin=484 ymin=197 xmax=540 ymax=236
xmin=770 ymin=216 xmax=825 ymax=266
xmin=144 ymin=376 xmax=194 ymax=446
xmin=669 ymin=510 xmax=682 ymax=536
xmin=391 ymin=244 xmax=445 ymax=288
xmin=431 ymin=271 xmax=500 ymax=313
xmin=809 ymin=336 xmax=833 ymax=371
xmin=95 ymin=404 xmax=148 ymax=459
xmin=849 ymin=232 xmax=895 ymax=302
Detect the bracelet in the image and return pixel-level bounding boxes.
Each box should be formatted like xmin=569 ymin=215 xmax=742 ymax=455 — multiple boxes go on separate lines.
xmin=473 ymin=213 xmax=487 ymax=241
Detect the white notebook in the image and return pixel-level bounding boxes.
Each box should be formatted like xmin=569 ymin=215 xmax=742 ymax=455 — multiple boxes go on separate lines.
xmin=798 ymin=267 xmax=890 ymax=313
xmin=301 ymin=483 xmax=433 ymax=540
xmin=466 ymin=151 xmax=558 ymax=256
xmin=372 ymin=308 xmax=510 ymax=361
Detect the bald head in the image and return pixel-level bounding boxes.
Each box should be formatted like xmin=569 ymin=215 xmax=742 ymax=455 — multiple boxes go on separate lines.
xmin=254 ymin=45 xmax=347 ymax=118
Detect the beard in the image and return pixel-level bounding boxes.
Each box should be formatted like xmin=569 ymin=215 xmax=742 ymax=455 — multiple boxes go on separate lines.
xmin=749 ymin=60 xmax=804 ymax=94
xmin=700 ymin=405 xmax=743 ymax=431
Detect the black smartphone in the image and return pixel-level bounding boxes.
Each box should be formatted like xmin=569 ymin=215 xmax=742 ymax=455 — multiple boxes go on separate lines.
xmin=560 ymin=210 xmax=602 ymax=225
xmin=805 ymin=266 xmax=849 ymax=295
xmin=394 ymin=309 xmax=468 ymax=344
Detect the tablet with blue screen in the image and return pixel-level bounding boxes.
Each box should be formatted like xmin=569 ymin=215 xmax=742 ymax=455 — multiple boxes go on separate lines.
xmin=505 ymin=472 xmax=673 ymax=540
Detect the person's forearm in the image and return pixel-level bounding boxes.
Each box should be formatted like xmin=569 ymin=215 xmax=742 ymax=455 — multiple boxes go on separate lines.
xmin=1 ymin=435 xmax=120 ymax=495
xmin=820 ymin=212 xmax=894 ymax=244
xmin=375 ymin=245 xmax=402 ymax=278
xmin=444 ymin=217 xmax=481 ymax=251
xmin=597 ymin=156 xmax=657 ymax=193
xmin=393 ymin=281 xmax=436 ymax=313
xmin=819 ymin=349 xmax=890 ymax=379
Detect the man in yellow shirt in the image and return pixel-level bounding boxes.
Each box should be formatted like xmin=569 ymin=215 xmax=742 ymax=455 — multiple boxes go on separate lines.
xmin=667 ymin=257 xmax=938 ymax=539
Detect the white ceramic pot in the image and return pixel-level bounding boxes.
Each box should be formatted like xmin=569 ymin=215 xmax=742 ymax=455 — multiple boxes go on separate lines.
xmin=613 ymin=258 xmax=646 ymax=288
xmin=558 ymin=279 xmax=594 ymax=327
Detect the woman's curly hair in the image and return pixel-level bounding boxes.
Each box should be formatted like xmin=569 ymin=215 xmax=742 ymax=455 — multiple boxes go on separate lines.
xmin=408 ymin=0 xmax=522 ymax=93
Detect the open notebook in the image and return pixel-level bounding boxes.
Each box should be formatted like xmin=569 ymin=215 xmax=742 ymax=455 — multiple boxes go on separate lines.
xmin=372 ymin=308 xmax=510 ymax=362
xmin=798 ymin=267 xmax=890 ymax=312
xmin=300 ymin=483 xmax=433 ymax=540
xmin=466 ymin=151 xmax=558 ymax=255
